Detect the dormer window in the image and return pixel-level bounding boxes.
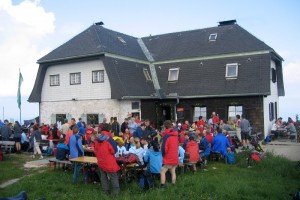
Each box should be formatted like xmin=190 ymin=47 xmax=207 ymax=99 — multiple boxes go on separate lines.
xmin=168 ymin=68 xmax=179 ymax=82
xmin=143 ymin=68 xmax=152 ymax=81
xmin=209 ymin=33 xmax=217 ymax=41
xmin=226 ymin=63 xmax=238 ymax=78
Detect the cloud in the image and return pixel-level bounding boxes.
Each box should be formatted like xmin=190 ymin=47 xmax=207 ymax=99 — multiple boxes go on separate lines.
xmin=279 ymin=60 xmax=300 ymax=120
xmin=0 ymin=0 xmax=55 ymax=96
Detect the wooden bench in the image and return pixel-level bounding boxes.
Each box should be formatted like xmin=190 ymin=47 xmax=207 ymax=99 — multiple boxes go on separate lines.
xmin=0 ymin=140 xmax=16 ymax=158
xmin=48 ymin=158 xmax=72 ymax=171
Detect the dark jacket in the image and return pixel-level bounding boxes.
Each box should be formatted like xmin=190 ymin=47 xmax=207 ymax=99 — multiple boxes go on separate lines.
xmin=13 ymin=125 xmax=22 ymax=138
xmin=31 ymin=130 xmax=42 ymax=143
xmin=0 ymin=125 xmax=12 ymax=140
xmin=120 ymin=122 xmax=128 ymax=133
xmin=111 ymin=121 xmax=120 ymax=136
xmin=133 ymin=126 xmax=145 ymax=139
xmin=56 ymin=143 xmax=69 ymax=160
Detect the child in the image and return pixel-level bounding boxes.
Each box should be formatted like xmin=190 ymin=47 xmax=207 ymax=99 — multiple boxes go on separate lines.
xmin=56 ymin=138 xmax=69 ymax=161
xmin=115 ymin=139 xmax=127 ymax=158
xmin=144 ymin=140 xmax=163 ymax=175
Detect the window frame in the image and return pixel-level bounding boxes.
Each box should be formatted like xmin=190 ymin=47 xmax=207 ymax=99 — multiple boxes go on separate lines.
xmin=271 ymin=68 xmax=277 ymax=83
xmin=225 ymin=63 xmax=238 ymax=79
xmin=92 ymin=70 xmax=104 ymax=83
xmin=50 ymin=74 xmax=60 ymax=86
xmin=228 ymin=105 xmax=243 ymax=121
xmin=269 ymin=102 xmax=274 ymax=121
xmin=209 ymin=33 xmax=218 ymax=41
xmin=143 ymin=68 xmax=152 ymax=81
xmin=193 ymin=106 xmax=207 ymax=122
xmin=70 ymin=72 xmax=81 ymax=85
xmin=168 ymin=68 xmax=179 ymax=82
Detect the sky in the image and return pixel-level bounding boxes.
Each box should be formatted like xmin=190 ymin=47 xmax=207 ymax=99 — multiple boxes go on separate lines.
xmin=0 ymin=0 xmax=299 ymax=123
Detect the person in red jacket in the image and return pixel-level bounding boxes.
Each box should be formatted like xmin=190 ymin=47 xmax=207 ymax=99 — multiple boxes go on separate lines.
xmin=185 ymin=136 xmax=200 ymax=172
xmin=94 ymin=124 xmax=120 ymax=195
xmin=160 ymin=120 xmax=179 ymax=188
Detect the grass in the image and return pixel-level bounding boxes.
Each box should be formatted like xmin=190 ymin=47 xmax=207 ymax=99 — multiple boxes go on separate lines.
xmin=0 ymin=152 xmax=299 ymax=199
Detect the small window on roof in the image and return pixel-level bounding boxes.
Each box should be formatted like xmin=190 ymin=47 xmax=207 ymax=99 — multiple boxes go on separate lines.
xmin=143 ymin=68 xmax=152 ymax=81
xmin=226 ymin=63 xmax=238 ymax=78
xmin=209 ymin=33 xmax=217 ymax=41
xmin=168 ymin=68 xmax=179 ymax=82
xmin=117 ymin=36 xmax=126 ymax=45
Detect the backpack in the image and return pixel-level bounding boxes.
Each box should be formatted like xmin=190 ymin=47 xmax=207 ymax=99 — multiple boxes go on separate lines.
xmin=139 ymin=171 xmax=154 ymax=190
xmin=116 ymin=153 xmax=140 ymax=164
xmin=227 ymin=152 xmax=236 ymax=165
xmin=250 ymin=153 xmax=261 ymax=162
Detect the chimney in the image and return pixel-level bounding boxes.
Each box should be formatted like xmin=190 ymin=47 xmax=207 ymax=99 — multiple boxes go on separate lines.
xmin=218 ymin=20 xmax=237 ymax=26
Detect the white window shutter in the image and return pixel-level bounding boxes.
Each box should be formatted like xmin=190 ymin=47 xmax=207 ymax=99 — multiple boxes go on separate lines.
xmin=98 ymin=113 xmax=105 ymax=124
xmin=81 ymin=114 xmax=87 ymax=123
xmin=51 ymin=114 xmax=56 ymax=125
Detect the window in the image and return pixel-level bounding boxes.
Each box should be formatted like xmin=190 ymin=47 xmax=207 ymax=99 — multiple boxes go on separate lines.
xmin=70 ymin=73 xmax=81 ymax=85
xmin=228 ymin=106 xmax=243 ymax=121
xmin=226 ymin=63 xmax=238 ymax=78
xmin=132 ymin=102 xmax=140 ymax=110
xmin=87 ymin=114 xmax=99 ymax=125
xmin=117 ymin=36 xmax=126 ymax=45
xmin=269 ymin=102 xmax=274 ymax=121
xmin=275 ymin=102 xmax=278 ymax=120
xmin=143 ymin=68 xmax=152 ymax=81
xmin=92 ymin=70 xmax=104 ymax=83
xmin=56 ymin=114 xmax=66 ymax=123
xmin=168 ymin=68 xmax=179 ymax=82
xmin=271 ymin=68 xmax=277 ymax=83
xmin=209 ymin=33 xmax=217 ymax=41
xmin=50 ymin=75 xmax=60 ymax=86
xmin=193 ymin=106 xmax=207 ymax=122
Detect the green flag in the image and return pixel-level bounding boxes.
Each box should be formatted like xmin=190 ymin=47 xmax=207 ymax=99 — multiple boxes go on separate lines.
xmin=17 ymin=70 xmax=23 ymax=109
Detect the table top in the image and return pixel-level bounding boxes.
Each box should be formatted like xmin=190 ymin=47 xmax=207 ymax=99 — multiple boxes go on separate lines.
xmin=70 ymin=156 xmax=97 ymax=164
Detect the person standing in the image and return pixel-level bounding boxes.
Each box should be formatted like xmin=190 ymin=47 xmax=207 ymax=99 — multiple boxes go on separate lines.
xmin=160 ymin=120 xmax=179 ymax=188
xmin=120 ymin=118 xmax=128 ymax=134
xmin=111 ymin=117 xmax=120 ymax=137
xmin=0 ymin=120 xmax=12 ymax=153
xmin=235 ymin=115 xmax=242 ymax=142
xmin=94 ymin=124 xmax=120 ymax=195
xmin=240 ymin=114 xmax=251 ymax=150
xmin=69 ymin=125 xmax=84 ymax=183
xmin=59 ymin=119 xmax=70 ymax=138
xmin=13 ymin=121 xmax=22 ymax=153
xmin=30 ymin=125 xmax=43 ymax=159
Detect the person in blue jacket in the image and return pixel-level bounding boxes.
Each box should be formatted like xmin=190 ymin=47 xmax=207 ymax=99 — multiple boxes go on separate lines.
xmin=133 ymin=123 xmax=146 ymax=139
xmin=212 ymin=128 xmax=230 ymax=157
xmin=198 ymin=133 xmax=210 ymax=158
xmin=144 ymin=140 xmax=162 ymax=175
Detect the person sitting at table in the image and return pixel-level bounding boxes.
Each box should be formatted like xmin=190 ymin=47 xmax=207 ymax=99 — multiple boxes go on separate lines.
xmin=124 ymin=136 xmax=135 ymax=151
xmin=122 ymin=128 xmax=132 ymax=140
xmin=21 ymin=128 xmax=30 ymax=152
xmin=115 ymin=139 xmax=126 ymax=158
xmin=64 ymin=125 xmax=75 ymax=146
xmin=56 ymin=138 xmax=69 ymax=161
xmin=211 ymin=127 xmax=230 ymax=157
xmin=94 ymin=123 xmax=120 ymax=195
xmin=87 ymin=133 xmax=97 ymax=148
xmin=128 ymin=137 xmax=144 ymax=164
xmin=184 ymin=135 xmax=200 ymax=172
xmin=277 ymin=117 xmax=283 ymax=128
xmin=69 ymin=125 xmax=84 ymax=184
xmin=141 ymin=136 xmax=149 ymax=153
xmin=198 ymin=133 xmax=210 ymax=159
xmin=271 ymin=120 xmax=279 ymax=138
xmin=286 ymin=121 xmax=297 ymax=139
xmin=144 ymin=140 xmax=163 ymax=175
xmin=84 ymin=123 xmax=94 ymax=144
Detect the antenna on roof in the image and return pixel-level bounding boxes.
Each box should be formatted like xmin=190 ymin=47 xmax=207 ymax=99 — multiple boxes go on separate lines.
xmin=218 ymin=20 xmax=236 ymax=26
xmin=95 ymin=21 xmax=104 ymax=26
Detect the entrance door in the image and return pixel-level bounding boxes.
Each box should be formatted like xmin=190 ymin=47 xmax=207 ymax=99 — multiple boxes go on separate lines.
xmin=162 ymin=106 xmax=171 ymax=121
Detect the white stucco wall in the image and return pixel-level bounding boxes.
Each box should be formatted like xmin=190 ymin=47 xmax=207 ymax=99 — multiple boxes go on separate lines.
xmin=263 ymin=60 xmax=279 ymax=137
xmin=39 ymin=99 xmax=141 ymax=125
xmin=41 ymin=60 xmax=111 ymax=102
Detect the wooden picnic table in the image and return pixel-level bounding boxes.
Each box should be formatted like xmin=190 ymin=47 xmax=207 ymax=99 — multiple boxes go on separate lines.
xmin=70 ymin=156 xmax=97 ymax=164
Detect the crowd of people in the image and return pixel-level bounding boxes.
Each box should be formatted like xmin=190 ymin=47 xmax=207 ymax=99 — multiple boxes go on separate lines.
xmin=0 ymin=113 xmax=297 ymax=195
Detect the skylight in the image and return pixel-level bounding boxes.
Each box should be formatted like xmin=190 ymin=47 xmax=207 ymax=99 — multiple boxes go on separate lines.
xmin=209 ymin=33 xmax=217 ymax=41
xmin=117 ymin=36 xmax=126 ymax=44
xmin=143 ymin=68 xmax=152 ymax=81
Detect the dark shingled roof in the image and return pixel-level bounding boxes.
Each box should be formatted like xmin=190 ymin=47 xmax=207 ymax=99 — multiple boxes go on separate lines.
xmin=142 ymin=24 xmax=273 ymax=61
xmin=38 ymin=25 xmax=147 ymax=63
xmin=29 ymin=22 xmax=284 ymax=102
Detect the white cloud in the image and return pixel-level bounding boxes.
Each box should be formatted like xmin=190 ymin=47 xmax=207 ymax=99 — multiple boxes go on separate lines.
xmin=279 ymin=60 xmax=300 ymax=120
xmin=0 ymin=0 xmax=55 ymax=96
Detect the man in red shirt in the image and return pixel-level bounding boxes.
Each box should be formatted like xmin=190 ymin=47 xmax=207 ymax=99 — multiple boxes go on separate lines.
xmin=212 ymin=112 xmax=220 ymax=130
xmin=197 ymin=116 xmax=206 ymax=128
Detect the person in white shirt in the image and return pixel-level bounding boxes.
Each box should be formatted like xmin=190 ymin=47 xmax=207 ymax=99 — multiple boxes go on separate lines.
xmin=271 ymin=120 xmax=279 ymax=138
xmin=128 ymin=137 xmax=144 ymax=164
